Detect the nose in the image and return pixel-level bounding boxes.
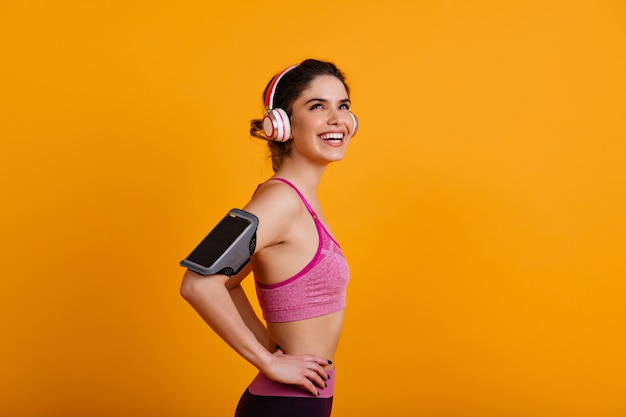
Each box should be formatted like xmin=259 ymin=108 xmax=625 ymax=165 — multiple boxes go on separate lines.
xmin=327 ymin=108 xmax=346 ymax=127
xmin=327 ymin=109 xmax=357 ymax=136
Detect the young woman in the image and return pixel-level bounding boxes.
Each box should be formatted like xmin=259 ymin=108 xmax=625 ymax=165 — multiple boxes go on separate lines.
xmin=180 ymin=59 xmax=357 ymax=417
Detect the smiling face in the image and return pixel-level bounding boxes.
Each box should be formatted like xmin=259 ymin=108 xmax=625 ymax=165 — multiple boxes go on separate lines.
xmin=287 ymin=75 xmax=356 ymax=167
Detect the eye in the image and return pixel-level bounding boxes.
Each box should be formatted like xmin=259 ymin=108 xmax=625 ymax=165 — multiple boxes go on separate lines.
xmin=339 ymin=103 xmax=351 ymax=110
xmin=309 ymin=103 xmax=324 ymax=110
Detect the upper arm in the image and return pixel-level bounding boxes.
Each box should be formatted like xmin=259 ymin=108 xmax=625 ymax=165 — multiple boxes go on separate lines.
xmin=181 ymin=262 xmax=250 ymax=300
xmin=241 ymin=181 xmax=301 ymax=257
xmin=224 ymin=262 xmax=252 ymax=290
xmin=182 ymin=181 xmax=300 ymax=292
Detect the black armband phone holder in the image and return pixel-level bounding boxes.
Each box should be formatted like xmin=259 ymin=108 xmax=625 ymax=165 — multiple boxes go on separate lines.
xmin=180 ymin=209 xmax=258 ymax=276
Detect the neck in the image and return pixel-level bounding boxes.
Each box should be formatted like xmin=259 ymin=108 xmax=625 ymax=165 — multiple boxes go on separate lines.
xmin=273 ymin=159 xmax=327 ymax=194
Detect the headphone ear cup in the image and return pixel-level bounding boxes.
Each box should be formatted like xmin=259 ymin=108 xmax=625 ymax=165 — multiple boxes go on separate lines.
xmin=263 ymin=108 xmax=291 ymax=142
xmin=350 ymin=112 xmax=358 ymax=137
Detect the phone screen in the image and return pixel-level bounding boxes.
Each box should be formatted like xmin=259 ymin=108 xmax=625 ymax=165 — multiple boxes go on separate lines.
xmin=186 ymin=214 xmax=251 ymax=267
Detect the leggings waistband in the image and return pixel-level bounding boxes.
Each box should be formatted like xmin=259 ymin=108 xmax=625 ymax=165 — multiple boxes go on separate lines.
xmin=248 ymin=369 xmax=336 ymax=398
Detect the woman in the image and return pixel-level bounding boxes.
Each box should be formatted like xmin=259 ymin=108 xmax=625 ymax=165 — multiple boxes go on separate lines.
xmin=180 ymin=58 xmax=357 ymax=417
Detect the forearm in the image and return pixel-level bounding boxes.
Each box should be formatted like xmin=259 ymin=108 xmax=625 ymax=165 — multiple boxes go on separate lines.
xmin=180 ymin=270 xmax=272 ymax=371
xmin=229 ymin=285 xmax=269 ymax=349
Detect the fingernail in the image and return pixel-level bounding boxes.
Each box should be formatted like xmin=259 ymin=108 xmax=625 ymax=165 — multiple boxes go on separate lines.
xmin=327 ymin=359 xmax=333 ymax=365
xmin=327 ymin=373 xmax=331 ymax=380
xmin=325 ymin=382 xmax=327 ymax=388
xmin=317 ymin=390 xmax=320 ymax=396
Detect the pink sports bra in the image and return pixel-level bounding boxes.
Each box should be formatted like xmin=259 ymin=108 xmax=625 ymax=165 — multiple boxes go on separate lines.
xmin=254 ymin=178 xmax=350 ymax=323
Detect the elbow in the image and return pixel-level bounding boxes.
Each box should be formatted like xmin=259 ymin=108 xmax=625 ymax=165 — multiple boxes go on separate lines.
xmin=180 ymin=270 xmax=201 ymax=302
xmin=179 ymin=269 xmax=226 ymax=303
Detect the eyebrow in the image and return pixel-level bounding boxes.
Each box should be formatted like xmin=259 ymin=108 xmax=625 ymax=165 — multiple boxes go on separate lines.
xmin=304 ymin=98 xmax=351 ymax=105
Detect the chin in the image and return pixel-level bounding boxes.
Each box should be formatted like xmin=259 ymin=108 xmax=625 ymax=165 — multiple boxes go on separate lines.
xmin=326 ymin=153 xmax=347 ymax=163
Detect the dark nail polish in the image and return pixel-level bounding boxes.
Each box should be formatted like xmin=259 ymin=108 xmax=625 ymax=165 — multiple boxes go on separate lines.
xmin=327 ymin=359 xmax=333 ymax=365
xmin=325 ymin=382 xmax=327 ymax=388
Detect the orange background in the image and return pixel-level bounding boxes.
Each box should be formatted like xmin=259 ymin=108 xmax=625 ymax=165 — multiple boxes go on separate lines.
xmin=1 ymin=1 xmax=625 ymax=416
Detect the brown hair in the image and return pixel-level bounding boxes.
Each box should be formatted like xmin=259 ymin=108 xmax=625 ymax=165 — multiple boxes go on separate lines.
xmin=250 ymin=59 xmax=350 ymax=172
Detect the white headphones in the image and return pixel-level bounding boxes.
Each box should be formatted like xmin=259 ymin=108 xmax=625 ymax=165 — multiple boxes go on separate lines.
xmin=262 ymin=64 xmax=358 ymax=142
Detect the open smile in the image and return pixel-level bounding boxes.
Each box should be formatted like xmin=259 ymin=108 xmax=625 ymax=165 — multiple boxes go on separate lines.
xmin=319 ymin=132 xmax=345 ymax=144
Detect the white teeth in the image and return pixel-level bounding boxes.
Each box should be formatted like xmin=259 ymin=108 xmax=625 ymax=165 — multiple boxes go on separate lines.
xmin=320 ymin=133 xmax=344 ymax=140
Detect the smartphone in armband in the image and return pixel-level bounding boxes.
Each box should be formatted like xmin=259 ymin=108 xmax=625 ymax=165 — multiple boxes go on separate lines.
xmin=180 ymin=209 xmax=258 ymax=276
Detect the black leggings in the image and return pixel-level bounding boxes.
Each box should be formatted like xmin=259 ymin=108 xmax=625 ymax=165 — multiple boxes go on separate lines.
xmin=234 ymin=388 xmax=333 ymax=417
xmin=234 ymin=370 xmax=336 ymax=417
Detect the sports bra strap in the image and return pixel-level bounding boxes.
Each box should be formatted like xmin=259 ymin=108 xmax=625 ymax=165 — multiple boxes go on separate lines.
xmin=267 ymin=178 xmax=318 ymax=219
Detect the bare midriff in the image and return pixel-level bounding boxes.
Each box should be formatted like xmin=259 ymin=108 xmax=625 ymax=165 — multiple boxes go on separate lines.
xmin=267 ymin=309 xmax=344 ymax=367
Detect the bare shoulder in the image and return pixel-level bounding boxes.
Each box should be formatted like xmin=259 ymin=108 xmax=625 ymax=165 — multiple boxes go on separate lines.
xmin=245 ymin=180 xmax=302 ymax=216
xmin=242 ymin=180 xmax=304 ymax=250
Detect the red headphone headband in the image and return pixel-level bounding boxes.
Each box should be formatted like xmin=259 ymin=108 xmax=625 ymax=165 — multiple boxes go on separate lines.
xmin=264 ymin=64 xmax=299 ymax=109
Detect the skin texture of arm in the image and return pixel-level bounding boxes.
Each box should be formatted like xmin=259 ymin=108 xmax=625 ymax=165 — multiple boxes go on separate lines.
xmin=225 ymin=264 xmax=268 ymax=348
